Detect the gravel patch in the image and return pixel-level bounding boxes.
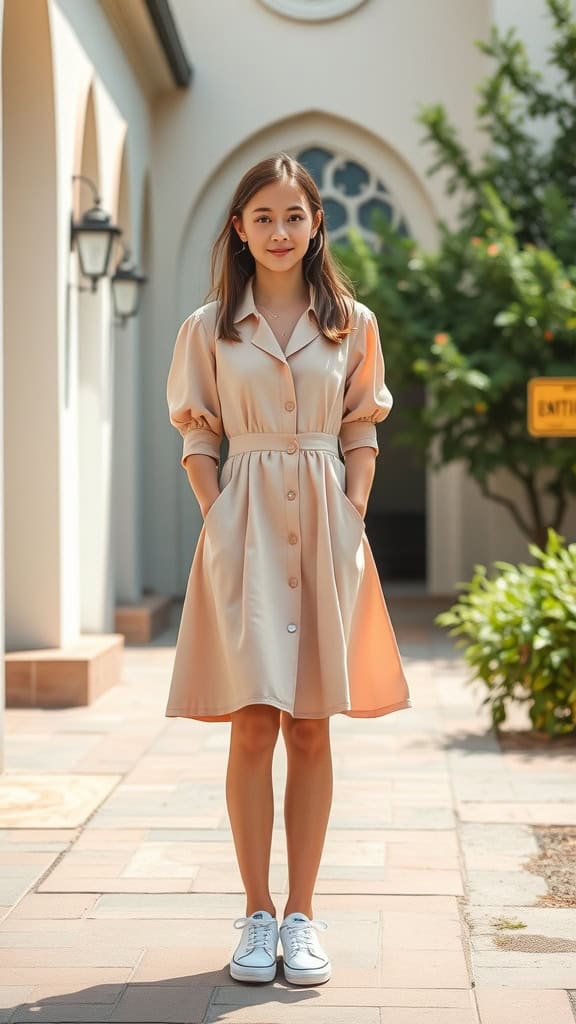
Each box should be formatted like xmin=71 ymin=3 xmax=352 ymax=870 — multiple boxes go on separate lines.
xmin=522 ymin=826 xmax=576 ymax=909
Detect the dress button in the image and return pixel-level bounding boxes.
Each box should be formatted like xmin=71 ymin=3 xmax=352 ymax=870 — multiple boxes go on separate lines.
xmin=287 ymin=623 xmax=297 ymax=633
xmin=288 ymin=533 xmax=298 ymax=545
xmin=288 ymin=577 xmax=298 ymax=588
xmin=287 ymin=490 xmax=296 ymax=500
xmin=285 ymin=400 xmax=295 ymax=411
xmin=286 ymin=441 xmax=297 ymax=454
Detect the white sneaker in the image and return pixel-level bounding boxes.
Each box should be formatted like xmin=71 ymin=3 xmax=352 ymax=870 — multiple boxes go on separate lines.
xmin=279 ymin=911 xmax=331 ymax=985
xmin=229 ymin=909 xmax=279 ymax=983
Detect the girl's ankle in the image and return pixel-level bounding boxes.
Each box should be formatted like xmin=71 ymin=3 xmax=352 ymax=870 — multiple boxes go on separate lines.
xmin=283 ymin=907 xmax=313 ymax=920
xmin=246 ymin=905 xmax=276 ymax=918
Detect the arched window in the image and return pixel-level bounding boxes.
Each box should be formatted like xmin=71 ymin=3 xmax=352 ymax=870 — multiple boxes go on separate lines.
xmin=293 ymin=146 xmax=411 ymax=249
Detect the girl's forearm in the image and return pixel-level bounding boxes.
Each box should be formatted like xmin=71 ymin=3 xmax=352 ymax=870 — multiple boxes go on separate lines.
xmin=184 ymin=453 xmax=221 ymax=518
xmin=344 ymin=446 xmax=377 ymax=517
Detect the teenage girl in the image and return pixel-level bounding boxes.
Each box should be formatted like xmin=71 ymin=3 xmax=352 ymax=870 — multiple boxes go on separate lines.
xmin=165 ymin=152 xmax=412 ymax=987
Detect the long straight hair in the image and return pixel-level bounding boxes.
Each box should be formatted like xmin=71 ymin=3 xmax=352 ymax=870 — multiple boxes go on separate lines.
xmin=206 ymin=152 xmax=356 ymax=344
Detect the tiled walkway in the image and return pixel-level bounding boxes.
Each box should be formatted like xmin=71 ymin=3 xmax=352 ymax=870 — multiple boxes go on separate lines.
xmin=1 ymin=594 xmax=575 ymax=1023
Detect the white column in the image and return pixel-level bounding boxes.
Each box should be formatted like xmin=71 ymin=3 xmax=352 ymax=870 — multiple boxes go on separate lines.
xmin=113 ymin=316 xmax=143 ymax=603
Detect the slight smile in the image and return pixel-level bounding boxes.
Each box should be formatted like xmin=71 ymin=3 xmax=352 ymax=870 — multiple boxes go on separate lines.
xmin=268 ymin=248 xmax=294 ymax=256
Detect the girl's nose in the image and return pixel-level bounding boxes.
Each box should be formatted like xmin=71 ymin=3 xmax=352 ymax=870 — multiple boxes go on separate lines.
xmin=271 ymin=223 xmax=289 ymax=239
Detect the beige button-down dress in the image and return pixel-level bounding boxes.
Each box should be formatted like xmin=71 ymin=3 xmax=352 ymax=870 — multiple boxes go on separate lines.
xmin=165 ymin=275 xmax=412 ymax=722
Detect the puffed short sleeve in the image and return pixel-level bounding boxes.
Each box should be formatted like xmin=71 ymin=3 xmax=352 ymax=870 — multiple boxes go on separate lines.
xmin=338 ymin=307 xmax=394 ymax=456
xmin=166 ymin=311 xmax=223 ymax=469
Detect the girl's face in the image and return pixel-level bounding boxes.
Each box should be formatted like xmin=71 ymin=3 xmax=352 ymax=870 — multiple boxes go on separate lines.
xmin=232 ymin=178 xmax=322 ymax=276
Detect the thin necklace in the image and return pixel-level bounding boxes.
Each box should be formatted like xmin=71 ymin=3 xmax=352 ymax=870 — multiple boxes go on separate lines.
xmin=258 ymin=304 xmax=281 ymax=319
xmin=256 ymin=302 xmax=300 ymax=339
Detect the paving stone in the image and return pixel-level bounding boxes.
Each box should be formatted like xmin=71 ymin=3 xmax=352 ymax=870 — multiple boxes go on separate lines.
xmin=466 ymin=869 xmax=548 ymax=906
xmin=473 ymin=960 xmax=576 ymax=988
xmin=458 ymin=802 xmax=576 ymax=825
xmin=1 ymin=967 xmax=131 ymax=986
xmin=379 ymin=1011 xmax=477 ymax=1023
xmin=204 ymin=1007 xmax=381 ymax=1024
xmin=0 ymin=946 xmax=142 ymax=967
xmin=0 ymin=988 xmax=34 ymax=1021
xmin=109 ymin=983 xmax=212 ymax=1023
xmin=465 ymin=905 xmax=576 ymax=940
xmin=475 ymin=987 xmax=575 ymax=1023
xmin=10 ymin=1003 xmax=115 ymax=1023
xmin=378 ymin=948 xmax=471 ymax=988
xmin=209 ymin=985 xmax=474 ymax=1008
xmin=380 ymin=910 xmax=464 ymax=950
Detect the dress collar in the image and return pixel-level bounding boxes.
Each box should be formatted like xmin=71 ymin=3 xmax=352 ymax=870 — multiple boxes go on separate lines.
xmin=233 ymin=274 xmax=318 ymax=324
xmin=232 ymin=275 xmax=321 ymax=362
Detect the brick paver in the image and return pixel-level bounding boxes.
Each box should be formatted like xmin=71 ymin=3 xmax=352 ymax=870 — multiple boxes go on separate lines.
xmin=0 ymin=594 xmax=575 ymax=1023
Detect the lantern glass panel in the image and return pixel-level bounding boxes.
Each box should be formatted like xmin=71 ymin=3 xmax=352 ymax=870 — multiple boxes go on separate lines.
xmin=113 ymin=278 xmax=138 ymax=318
xmin=76 ymin=230 xmax=113 ymax=278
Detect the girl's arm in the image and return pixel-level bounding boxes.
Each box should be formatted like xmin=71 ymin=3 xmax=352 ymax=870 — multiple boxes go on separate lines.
xmin=339 ymin=307 xmax=394 ymax=518
xmin=184 ymin=453 xmax=221 ymax=519
xmin=344 ymin=446 xmax=377 ymax=519
xmin=167 ymin=311 xmax=224 ymax=519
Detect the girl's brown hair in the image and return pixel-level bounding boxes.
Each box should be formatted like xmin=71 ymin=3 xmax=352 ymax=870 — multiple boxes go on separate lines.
xmin=206 ymin=152 xmax=356 ymax=344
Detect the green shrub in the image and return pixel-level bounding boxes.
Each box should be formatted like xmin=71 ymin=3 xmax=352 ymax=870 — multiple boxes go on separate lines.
xmin=435 ymin=528 xmax=576 ymax=736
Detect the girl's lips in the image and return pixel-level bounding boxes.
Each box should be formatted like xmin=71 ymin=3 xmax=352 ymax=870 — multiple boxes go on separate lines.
xmin=268 ymin=249 xmax=293 ymax=256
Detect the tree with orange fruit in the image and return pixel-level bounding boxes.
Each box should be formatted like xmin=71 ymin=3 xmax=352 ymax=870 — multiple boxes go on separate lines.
xmin=336 ymin=0 xmax=576 ymax=548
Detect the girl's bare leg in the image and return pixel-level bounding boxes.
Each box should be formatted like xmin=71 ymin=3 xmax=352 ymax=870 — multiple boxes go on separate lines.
xmin=280 ymin=713 xmax=333 ymax=920
xmin=225 ymin=704 xmax=281 ymax=918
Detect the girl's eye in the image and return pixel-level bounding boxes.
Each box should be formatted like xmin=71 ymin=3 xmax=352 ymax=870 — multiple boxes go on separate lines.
xmin=255 ymin=215 xmax=304 ymax=223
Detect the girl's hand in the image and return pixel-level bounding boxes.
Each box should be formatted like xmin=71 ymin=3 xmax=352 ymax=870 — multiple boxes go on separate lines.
xmin=183 ymin=453 xmax=221 ymax=519
xmin=346 ymin=495 xmax=367 ymax=519
xmin=201 ymin=490 xmax=221 ymax=519
xmin=343 ymin=447 xmax=376 ymax=521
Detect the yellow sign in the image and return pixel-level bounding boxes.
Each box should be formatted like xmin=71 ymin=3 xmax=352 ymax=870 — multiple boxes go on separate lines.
xmin=528 ymin=377 xmax=576 ymax=437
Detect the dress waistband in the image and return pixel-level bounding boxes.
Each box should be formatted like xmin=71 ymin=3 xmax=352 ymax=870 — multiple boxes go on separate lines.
xmin=228 ymin=431 xmax=339 ymax=456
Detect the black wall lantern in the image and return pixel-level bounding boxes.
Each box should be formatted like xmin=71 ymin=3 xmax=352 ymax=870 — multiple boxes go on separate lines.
xmin=70 ymin=175 xmax=122 ymax=292
xmin=111 ymin=243 xmax=148 ymax=325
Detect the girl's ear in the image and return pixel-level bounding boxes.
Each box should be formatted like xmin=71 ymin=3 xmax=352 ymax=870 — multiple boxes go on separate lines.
xmin=231 ymin=214 xmax=245 ymax=241
xmin=312 ymin=209 xmax=323 ymax=235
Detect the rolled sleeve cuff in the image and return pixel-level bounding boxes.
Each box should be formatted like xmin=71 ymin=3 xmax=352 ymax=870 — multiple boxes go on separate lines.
xmin=339 ymin=420 xmax=379 ymax=456
xmin=181 ymin=428 xmax=222 ymax=468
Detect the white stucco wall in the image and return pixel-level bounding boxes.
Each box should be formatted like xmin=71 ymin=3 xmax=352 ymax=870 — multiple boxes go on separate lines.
xmin=0 ymin=0 xmax=5 ymax=769
xmin=3 ymin=0 xmax=151 ymax=648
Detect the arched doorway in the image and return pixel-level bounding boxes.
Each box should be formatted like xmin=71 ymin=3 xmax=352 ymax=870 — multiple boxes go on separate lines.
xmin=173 ymin=112 xmax=435 ymax=594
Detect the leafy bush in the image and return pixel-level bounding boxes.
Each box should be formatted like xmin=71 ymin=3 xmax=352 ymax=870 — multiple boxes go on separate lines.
xmin=333 ymin=0 xmax=576 ymax=547
xmin=435 ymin=528 xmax=576 ymax=736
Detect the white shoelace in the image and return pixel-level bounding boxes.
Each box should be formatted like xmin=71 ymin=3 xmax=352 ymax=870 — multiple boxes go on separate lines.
xmin=281 ymin=918 xmax=328 ymax=958
xmin=233 ymin=915 xmax=277 ymax=955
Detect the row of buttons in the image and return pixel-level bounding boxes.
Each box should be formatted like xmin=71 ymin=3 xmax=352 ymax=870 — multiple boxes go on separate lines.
xmin=284 ymin=382 xmax=298 ymax=635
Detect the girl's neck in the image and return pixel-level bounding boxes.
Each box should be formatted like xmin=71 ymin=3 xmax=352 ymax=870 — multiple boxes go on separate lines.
xmin=252 ymin=266 xmax=310 ymax=310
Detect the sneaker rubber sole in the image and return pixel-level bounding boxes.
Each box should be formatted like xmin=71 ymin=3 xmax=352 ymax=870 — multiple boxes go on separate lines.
xmin=230 ymin=957 xmax=278 ymax=983
xmin=282 ymin=960 xmax=331 ymax=985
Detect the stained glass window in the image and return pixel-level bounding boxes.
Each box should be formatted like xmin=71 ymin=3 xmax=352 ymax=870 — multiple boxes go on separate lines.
xmin=294 ymin=146 xmax=411 ymax=250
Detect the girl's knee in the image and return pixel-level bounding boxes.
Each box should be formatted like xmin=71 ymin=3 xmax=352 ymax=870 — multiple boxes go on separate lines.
xmin=282 ymin=715 xmax=330 ymax=754
xmin=230 ymin=704 xmax=281 ymax=754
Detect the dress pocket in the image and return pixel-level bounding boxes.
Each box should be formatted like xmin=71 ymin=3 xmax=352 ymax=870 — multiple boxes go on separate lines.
xmin=331 ymin=456 xmax=366 ymax=530
xmin=202 ymin=462 xmax=233 ymax=531
xmin=340 ymin=487 xmax=366 ymax=528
